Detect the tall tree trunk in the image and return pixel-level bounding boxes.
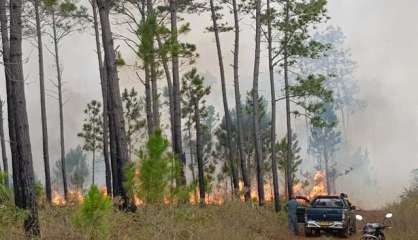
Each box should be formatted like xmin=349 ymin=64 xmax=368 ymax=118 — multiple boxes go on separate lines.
xmin=8 ymin=0 xmax=40 ymax=235
xmin=147 ymin=0 xmax=159 ymax=130
xmin=52 ymin=11 xmax=68 ymax=200
xmin=151 ymin=66 xmax=159 ymax=130
xmin=169 ymin=0 xmax=186 ymax=185
xmin=324 ymin=149 xmax=331 ymax=195
xmin=188 ymin=125 xmax=198 ymax=201
xmin=34 ymin=0 xmax=52 ymax=203
xmin=267 ymin=0 xmax=280 ymax=212
xmin=209 ymin=0 xmax=239 ymax=195
xmin=145 ymin=62 xmax=154 ymax=135
xmin=283 ymin=0 xmax=293 ymax=200
xmin=232 ymin=0 xmax=250 ymax=202
xmin=0 ymin=100 xmax=8 ymax=187
xmin=251 ymin=0 xmax=265 ymax=206
xmin=92 ymin=0 xmax=112 ymax=195
xmin=0 ymin=0 xmax=16 ymax=192
xmin=156 ymin=33 xmax=175 ymax=146
xmin=92 ymin=150 xmax=95 ymax=185
xmin=194 ymin=102 xmax=205 ymax=206
xmin=96 ymin=0 xmax=131 ymax=209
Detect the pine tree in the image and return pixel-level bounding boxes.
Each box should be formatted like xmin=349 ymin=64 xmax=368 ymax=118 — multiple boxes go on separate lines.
xmin=96 ymin=0 xmax=131 ymax=209
xmin=2 ymin=0 xmax=40 ymax=235
xmin=42 ymin=0 xmax=88 ymax=200
xmin=208 ymin=0 xmax=239 ymax=196
xmin=78 ymin=100 xmax=104 ymax=186
xmin=269 ymin=0 xmax=330 ymax=198
xmin=122 ymin=88 xmax=146 ymax=160
xmin=91 ymin=0 xmax=112 ymax=196
xmin=181 ymin=68 xmax=211 ymax=206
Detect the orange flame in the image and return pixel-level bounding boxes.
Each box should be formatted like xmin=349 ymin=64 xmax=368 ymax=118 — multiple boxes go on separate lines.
xmin=51 ymin=189 xmax=85 ymax=206
xmin=50 ymin=170 xmax=329 ymax=206
xmin=52 ymin=191 xmax=66 ymax=206
xmin=308 ymin=171 xmax=327 ymax=199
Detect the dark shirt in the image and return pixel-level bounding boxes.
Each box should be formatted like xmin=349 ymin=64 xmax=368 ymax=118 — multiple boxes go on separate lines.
xmin=287 ymin=199 xmax=298 ymax=216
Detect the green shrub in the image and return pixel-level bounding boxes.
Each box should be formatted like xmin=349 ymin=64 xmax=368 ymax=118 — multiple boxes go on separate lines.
xmin=0 ymin=172 xmax=10 ymax=203
xmin=124 ymin=129 xmax=194 ymax=205
xmin=0 ymin=172 xmax=28 ymax=238
xmin=73 ymin=185 xmax=112 ymax=239
xmin=138 ymin=129 xmax=171 ymax=204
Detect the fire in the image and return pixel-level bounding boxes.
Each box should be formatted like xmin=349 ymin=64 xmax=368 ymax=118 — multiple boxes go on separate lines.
xmin=308 ymin=170 xmax=327 ymax=199
xmin=49 ymin=170 xmax=329 ymax=207
xmin=51 ymin=189 xmax=85 ymax=206
xmin=293 ymin=182 xmax=303 ymax=194
xmin=99 ymin=186 xmax=108 ymax=196
xmin=52 ymin=191 xmax=66 ymax=206
xmin=69 ymin=189 xmax=84 ymax=203
xmin=133 ymin=195 xmax=144 ymax=206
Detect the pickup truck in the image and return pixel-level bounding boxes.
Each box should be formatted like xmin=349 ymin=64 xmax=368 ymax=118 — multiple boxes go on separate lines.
xmin=304 ymin=195 xmax=357 ymax=237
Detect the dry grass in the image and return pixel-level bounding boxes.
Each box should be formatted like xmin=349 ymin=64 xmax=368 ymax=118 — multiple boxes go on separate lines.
xmin=7 ymin=202 xmax=293 ymax=240
xmin=5 ymin=195 xmax=418 ymax=240
xmin=385 ymin=188 xmax=418 ymax=240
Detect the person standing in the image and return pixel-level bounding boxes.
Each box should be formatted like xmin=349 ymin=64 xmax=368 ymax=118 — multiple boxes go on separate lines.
xmin=287 ymin=197 xmax=299 ymax=235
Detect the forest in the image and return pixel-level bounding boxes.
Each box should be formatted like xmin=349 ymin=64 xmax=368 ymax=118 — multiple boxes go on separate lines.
xmin=0 ymin=0 xmax=417 ymax=239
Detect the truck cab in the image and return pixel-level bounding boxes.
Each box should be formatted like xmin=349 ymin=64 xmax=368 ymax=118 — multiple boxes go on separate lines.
xmin=304 ymin=195 xmax=357 ymax=237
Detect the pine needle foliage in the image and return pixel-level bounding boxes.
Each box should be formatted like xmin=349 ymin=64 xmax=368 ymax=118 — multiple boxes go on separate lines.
xmin=139 ymin=129 xmax=170 ymax=204
xmin=124 ymin=129 xmax=193 ymax=205
xmin=73 ymin=185 xmax=112 ymax=239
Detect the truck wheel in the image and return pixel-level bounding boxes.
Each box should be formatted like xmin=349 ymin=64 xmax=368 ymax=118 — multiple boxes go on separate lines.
xmin=304 ymin=228 xmax=313 ymax=237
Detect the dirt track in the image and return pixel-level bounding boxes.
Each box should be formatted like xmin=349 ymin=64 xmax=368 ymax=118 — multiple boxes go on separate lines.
xmin=295 ymin=210 xmax=388 ymax=239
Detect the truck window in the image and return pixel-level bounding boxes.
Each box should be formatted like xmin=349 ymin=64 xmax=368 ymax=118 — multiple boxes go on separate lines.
xmin=311 ymin=198 xmax=345 ymax=208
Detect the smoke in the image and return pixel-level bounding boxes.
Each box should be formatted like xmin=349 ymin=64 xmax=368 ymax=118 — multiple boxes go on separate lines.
xmin=0 ymin=0 xmax=416 ymax=207
xmin=325 ymin=0 xmax=418 ymax=206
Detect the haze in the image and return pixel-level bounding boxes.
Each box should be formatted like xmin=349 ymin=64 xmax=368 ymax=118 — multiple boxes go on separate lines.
xmin=0 ymin=0 xmax=416 ymax=208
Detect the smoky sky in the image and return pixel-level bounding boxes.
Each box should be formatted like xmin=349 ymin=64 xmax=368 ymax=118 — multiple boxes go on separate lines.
xmin=0 ymin=0 xmax=417 ymax=206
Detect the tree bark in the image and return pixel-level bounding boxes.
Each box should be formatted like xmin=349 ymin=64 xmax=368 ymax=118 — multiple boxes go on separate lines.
xmin=92 ymin=0 xmax=112 ymax=195
xmin=92 ymin=150 xmax=95 ymax=185
xmin=8 ymin=0 xmax=40 ymax=235
xmin=194 ymin=102 xmax=205 ymax=206
xmin=232 ymin=0 xmax=250 ymax=201
xmin=267 ymin=0 xmax=280 ymax=212
xmin=251 ymin=0 xmax=265 ymax=206
xmin=146 ymin=0 xmax=159 ymax=130
xmin=156 ymin=33 xmax=175 ymax=146
xmin=187 ymin=125 xmax=198 ymax=201
xmin=0 ymin=0 xmax=16 ymax=192
xmin=144 ymin=63 xmax=154 ymax=135
xmin=96 ymin=0 xmax=130 ymax=209
xmin=0 ymin=100 xmax=8 ymax=187
xmin=283 ymin=0 xmax=293 ymax=200
xmin=169 ymin=0 xmax=186 ymax=185
xmin=52 ymin=11 xmax=68 ymax=200
xmin=209 ymin=0 xmax=239 ymax=195
xmin=324 ymin=149 xmax=331 ymax=195
xmin=34 ymin=0 xmax=52 ymax=203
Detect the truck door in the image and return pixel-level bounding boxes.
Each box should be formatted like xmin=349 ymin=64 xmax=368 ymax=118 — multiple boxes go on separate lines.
xmin=296 ymin=196 xmax=310 ymax=223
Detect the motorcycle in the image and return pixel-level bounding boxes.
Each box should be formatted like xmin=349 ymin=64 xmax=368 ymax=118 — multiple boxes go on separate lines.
xmin=355 ymin=213 xmax=393 ymax=240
